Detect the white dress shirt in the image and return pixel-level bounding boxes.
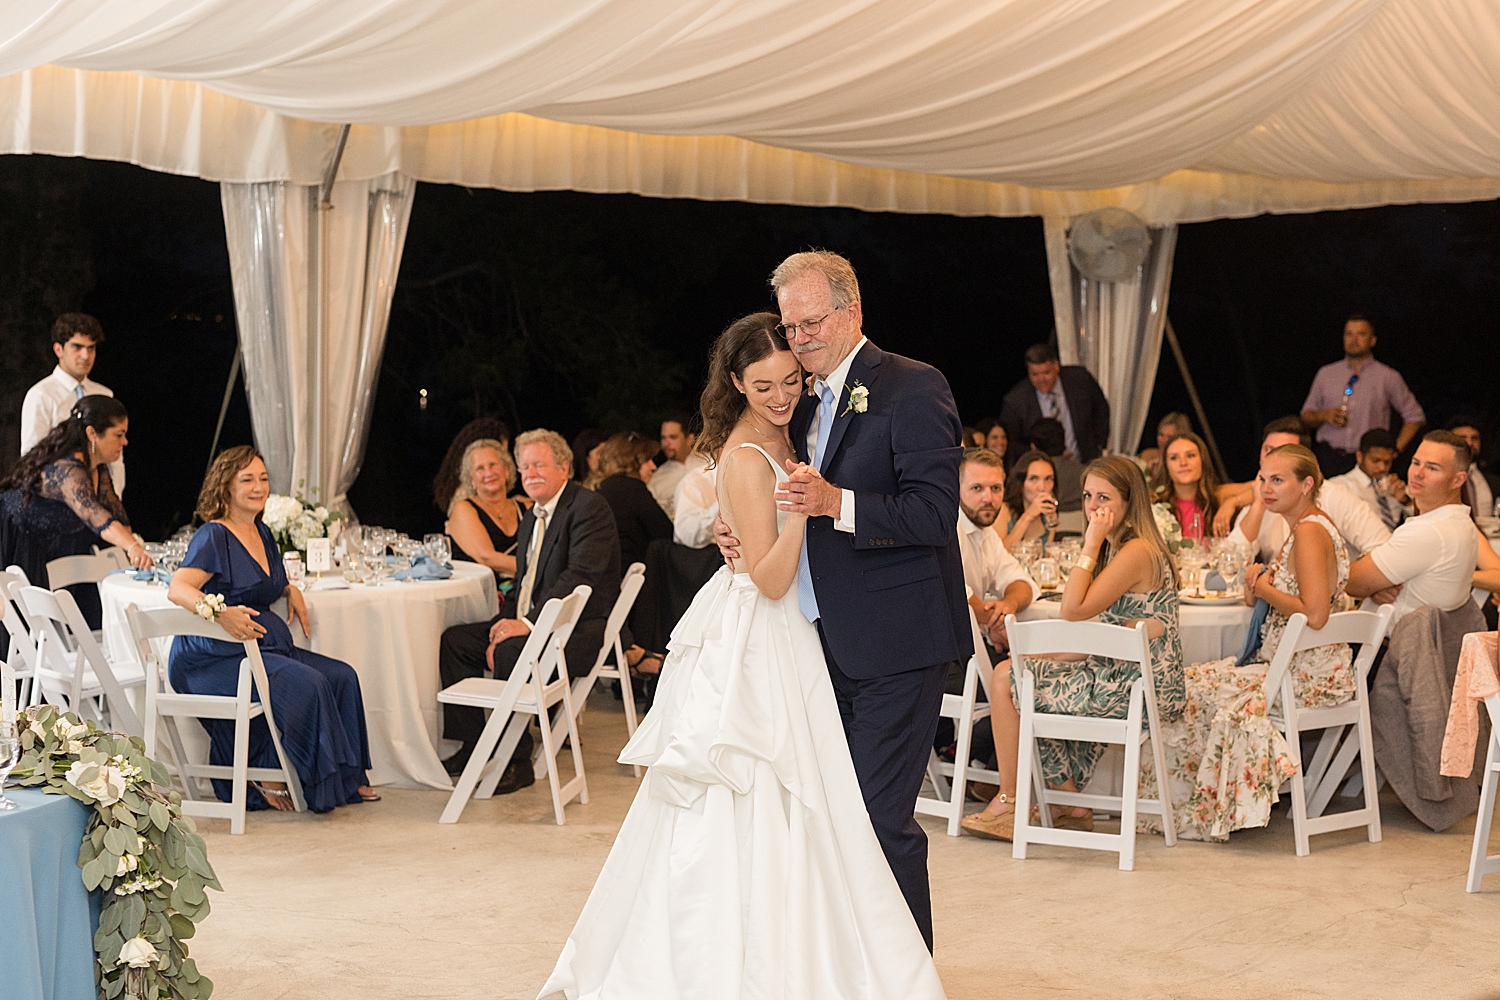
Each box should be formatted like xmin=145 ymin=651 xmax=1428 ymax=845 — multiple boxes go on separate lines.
xmin=1232 ymin=479 xmax=1391 ymax=563
xmin=1327 ymin=465 xmax=1408 ymax=530
xmin=672 ymin=453 xmax=717 ymax=548
xmin=21 ymin=365 xmax=125 ymax=495
xmin=647 ymin=457 xmax=688 ymax=518
xmin=1367 ymin=502 xmax=1479 ymax=623
xmin=516 ymin=486 xmax=565 ymax=621
xmin=958 ymin=510 xmax=1040 ymax=604
xmin=1467 ymin=463 xmax=1494 ymax=521
xmin=805 ymin=336 xmax=866 ymax=534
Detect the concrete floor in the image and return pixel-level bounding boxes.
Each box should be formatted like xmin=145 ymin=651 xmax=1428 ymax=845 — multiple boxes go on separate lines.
xmin=186 ymin=692 xmax=1500 ymax=1000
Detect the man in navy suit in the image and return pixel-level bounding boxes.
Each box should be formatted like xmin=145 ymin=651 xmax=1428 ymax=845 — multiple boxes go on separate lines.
xmin=727 ymin=251 xmax=970 ymax=951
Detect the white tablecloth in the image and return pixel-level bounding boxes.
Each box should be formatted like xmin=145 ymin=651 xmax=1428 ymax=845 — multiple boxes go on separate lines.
xmin=98 ymin=562 xmax=498 ymax=790
xmin=1019 ymin=595 xmax=1253 ymax=664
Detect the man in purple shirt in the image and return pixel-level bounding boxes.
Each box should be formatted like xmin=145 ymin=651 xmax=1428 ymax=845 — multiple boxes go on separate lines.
xmin=1300 ymin=313 xmax=1425 ymax=476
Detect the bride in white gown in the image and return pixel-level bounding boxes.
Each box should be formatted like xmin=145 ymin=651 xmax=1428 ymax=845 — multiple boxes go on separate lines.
xmin=541 ymin=313 xmax=945 ymax=1000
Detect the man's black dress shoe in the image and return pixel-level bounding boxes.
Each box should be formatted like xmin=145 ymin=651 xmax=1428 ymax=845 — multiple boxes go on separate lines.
xmin=443 ymin=746 xmax=474 ymax=778
xmin=493 ymin=758 xmax=536 ymax=795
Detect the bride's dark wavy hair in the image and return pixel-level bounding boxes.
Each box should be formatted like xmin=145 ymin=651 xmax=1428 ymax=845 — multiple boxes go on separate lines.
xmin=696 ymin=312 xmax=791 ymax=468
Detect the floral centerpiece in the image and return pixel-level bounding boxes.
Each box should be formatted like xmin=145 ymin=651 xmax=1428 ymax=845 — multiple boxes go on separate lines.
xmin=262 ymin=485 xmax=343 ymax=560
xmin=1151 ymin=501 xmax=1185 ymax=555
xmin=12 ymin=704 xmax=218 ymax=999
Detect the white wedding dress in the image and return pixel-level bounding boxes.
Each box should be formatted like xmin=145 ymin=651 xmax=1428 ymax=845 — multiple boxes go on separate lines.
xmin=540 ymin=444 xmax=946 ymax=1000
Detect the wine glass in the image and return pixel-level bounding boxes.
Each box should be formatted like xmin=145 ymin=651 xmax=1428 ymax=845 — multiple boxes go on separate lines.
xmin=0 ymin=713 xmax=19 ymax=811
xmin=362 ymin=539 xmax=389 ymax=585
xmin=424 ymin=533 xmax=451 ymax=565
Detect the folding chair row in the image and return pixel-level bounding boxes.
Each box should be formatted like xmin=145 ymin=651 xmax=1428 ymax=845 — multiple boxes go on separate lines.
xmin=916 ymin=608 xmax=1000 ymax=836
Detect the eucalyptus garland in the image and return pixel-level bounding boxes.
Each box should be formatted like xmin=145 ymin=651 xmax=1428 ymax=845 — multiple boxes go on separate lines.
xmin=12 ymin=704 xmax=218 ymax=1000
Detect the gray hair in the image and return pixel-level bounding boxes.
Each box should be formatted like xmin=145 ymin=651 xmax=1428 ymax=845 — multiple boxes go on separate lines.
xmin=769 ymin=250 xmax=861 ymax=309
xmin=513 ymin=428 xmax=573 ymax=474
xmin=451 ymin=438 xmax=515 ymax=511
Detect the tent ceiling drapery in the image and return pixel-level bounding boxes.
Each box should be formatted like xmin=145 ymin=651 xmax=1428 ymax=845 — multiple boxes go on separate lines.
xmin=0 ymin=0 xmax=1498 ymax=222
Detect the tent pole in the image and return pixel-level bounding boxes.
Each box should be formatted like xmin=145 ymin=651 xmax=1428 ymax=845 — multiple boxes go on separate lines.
xmin=1163 ymin=318 xmax=1229 ymax=482
xmin=309 ymin=124 xmax=351 ymax=501
xmin=206 ymin=348 xmax=242 ymax=474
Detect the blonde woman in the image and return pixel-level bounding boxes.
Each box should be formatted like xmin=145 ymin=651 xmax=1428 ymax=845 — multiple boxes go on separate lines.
xmin=1150 ymin=444 xmax=1352 ymax=841
xmin=445 ymin=438 xmax=525 ymax=581
xmin=964 ymin=455 xmax=1183 ymax=839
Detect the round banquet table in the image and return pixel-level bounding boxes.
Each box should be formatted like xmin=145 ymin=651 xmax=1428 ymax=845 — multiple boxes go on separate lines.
xmin=98 ymin=562 xmax=498 ymax=790
xmin=1019 ymin=594 xmax=1254 ymax=664
xmin=0 ymin=787 xmax=99 ymax=1000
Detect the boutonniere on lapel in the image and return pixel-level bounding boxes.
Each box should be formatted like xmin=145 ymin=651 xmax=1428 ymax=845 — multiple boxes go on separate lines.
xmin=841 ymin=381 xmax=869 ymax=417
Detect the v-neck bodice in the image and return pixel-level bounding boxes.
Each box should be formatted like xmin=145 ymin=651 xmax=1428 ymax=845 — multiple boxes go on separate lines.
xmin=179 ymin=520 xmax=294 ymax=653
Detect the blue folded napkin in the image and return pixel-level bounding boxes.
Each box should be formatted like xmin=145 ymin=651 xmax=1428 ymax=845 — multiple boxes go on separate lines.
xmin=392 ymin=555 xmax=453 ymax=581
xmin=1203 ymin=569 xmax=1229 ymax=592
xmin=111 ymin=566 xmax=170 ymax=584
xmin=1235 ymin=598 xmax=1271 ymax=665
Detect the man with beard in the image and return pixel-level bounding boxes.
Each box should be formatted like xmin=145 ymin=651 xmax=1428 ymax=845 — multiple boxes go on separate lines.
xmin=956 ymin=447 xmax=1038 ymax=654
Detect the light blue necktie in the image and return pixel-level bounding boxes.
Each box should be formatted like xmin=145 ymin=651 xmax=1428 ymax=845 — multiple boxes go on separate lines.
xmin=74 ymin=385 xmax=84 ymax=401
xmin=797 ymin=382 xmax=837 ymax=623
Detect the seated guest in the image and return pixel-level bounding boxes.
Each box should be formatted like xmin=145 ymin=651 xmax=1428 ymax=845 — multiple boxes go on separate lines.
xmin=445 ymin=439 xmax=526 ymax=585
xmin=1156 ymin=411 xmax=1193 ymax=451
xmin=957 ymin=448 xmax=1039 ymax=649
xmin=438 ymin=430 xmax=622 ymax=788
xmin=672 ymin=451 xmax=719 ymax=550
xmin=975 ymin=418 xmax=1009 ymax=466
xmin=1000 ymin=343 xmax=1110 ymax=462
xmin=595 ymin=432 xmax=674 ymax=571
xmin=432 ymin=417 xmax=511 ymax=515
xmin=1327 ymin=428 xmax=1410 ymax=529
xmin=963 ymin=425 xmax=985 ymax=449
xmin=1137 ymin=446 xmax=1162 ymax=480
xmin=1000 ymin=449 xmax=1059 ymax=552
xmin=167 ymin=446 xmax=375 ymax=812
xmin=1027 ymin=417 xmax=1082 ymax=512
xmin=1226 ymin=417 xmax=1391 ymax=561
xmin=963 ymin=456 xmax=1182 ymax=840
xmin=647 ymin=412 xmax=700 ymax=518
xmin=0 ymin=396 xmax=150 ymax=628
xmin=1347 ymin=430 xmax=1480 ymax=624
xmin=1151 ymin=445 xmax=1353 ymax=841
xmin=1150 ymin=431 xmax=1222 ymax=541
xmin=1447 ymin=416 xmax=1498 ymax=519
xmin=571 ymin=428 xmax=609 ymax=487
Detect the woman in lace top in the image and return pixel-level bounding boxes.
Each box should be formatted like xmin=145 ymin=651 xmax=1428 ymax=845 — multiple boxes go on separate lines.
xmin=0 ymin=395 xmax=150 ymax=626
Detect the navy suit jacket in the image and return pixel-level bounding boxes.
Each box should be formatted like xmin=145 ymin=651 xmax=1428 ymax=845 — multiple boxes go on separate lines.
xmin=499 ymin=481 xmax=621 ymax=626
xmin=998 ymin=365 xmax=1110 ymax=463
xmin=791 ymin=341 xmax=971 ymax=678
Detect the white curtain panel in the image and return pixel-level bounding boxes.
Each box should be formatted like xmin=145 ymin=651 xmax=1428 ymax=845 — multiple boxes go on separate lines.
xmin=221 ymin=172 xmax=414 ymax=509
xmin=1046 ymin=217 xmax=1177 ymax=458
xmin=0 ymin=1 xmax=1497 ymax=221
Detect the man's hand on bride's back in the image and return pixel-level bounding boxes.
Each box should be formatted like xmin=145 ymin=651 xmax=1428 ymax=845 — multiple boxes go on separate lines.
xmin=776 ymin=460 xmax=841 ymax=518
xmin=713 ymin=515 xmax=741 ymax=564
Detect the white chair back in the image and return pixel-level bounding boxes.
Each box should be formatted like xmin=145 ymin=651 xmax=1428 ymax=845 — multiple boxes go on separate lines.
xmin=0 ymin=573 xmax=39 ymax=690
xmin=5 ymin=565 xmax=31 ymax=586
xmin=1006 ymin=614 xmax=1175 ymax=870
xmin=20 ymin=584 xmax=142 ymax=737
xmin=92 ymin=545 xmax=132 ymax=571
xmin=567 ymin=563 xmax=647 ymax=775
xmin=124 ymin=603 xmax=306 ymax=831
xmin=45 ymin=552 xmax=120 ymax=589
xmin=1260 ymin=605 xmax=1391 ymax=855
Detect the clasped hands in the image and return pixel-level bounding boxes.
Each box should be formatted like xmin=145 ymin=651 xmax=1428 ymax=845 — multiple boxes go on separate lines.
xmin=774 ymin=460 xmax=842 ymax=519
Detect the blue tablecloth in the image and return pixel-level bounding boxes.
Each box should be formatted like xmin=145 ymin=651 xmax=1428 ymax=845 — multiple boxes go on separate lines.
xmin=0 ymin=787 xmax=99 ymax=1000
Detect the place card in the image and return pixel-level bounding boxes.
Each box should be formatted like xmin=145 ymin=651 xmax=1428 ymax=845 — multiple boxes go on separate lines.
xmin=306 ymin=537 xmax=332 ymax=574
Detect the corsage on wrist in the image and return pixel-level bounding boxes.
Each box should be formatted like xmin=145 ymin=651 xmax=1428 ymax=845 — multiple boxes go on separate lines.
xmin=194 ymin=594 xmax=227 ymax=621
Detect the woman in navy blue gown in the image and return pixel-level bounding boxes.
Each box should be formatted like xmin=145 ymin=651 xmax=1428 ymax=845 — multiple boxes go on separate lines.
xmin=167 ymin=445 xmax=376 ymax=813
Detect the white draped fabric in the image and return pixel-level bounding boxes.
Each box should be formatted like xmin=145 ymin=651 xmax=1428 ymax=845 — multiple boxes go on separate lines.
xmin=221 ymin=172 xmax=413 ymax=505
xmin=1046 ymin=218 xmax=1177 ymax=458
xmin=0 ymin=0 xmax=1497 ymax=221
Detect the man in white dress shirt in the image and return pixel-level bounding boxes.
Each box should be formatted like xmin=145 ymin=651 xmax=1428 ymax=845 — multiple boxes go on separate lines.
xmin=1228 ymin=416 xmax=1390 ymax=562
xmin=20 ymin=313 xmax=124 ymax=495
xmin=647 ymin=412 xmax=698 ymax=518
xmin=956 ymin=448 xmax=1038 ymax=652
xmin=1347 ymin=431 xmax=1479 ymax=624
xmin=671 ymin=452 xmax=718 ymax=549
xmin=1447 ymin=417 xmax=1498 ymax=521
xmin=1327 ymin=428 xmax=1410 ymax=530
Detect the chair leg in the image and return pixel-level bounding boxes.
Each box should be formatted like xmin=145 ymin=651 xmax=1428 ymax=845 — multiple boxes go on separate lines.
xmin=535 ymin=703 xmax=567 ymax=826
xmin=561 ymin=681 xmax=588 ymax=807
xmin=1307 ymin=727 xmax=1362 ymax=819
xmin=615 ymin=643 xmax=643 ymax=778
xmin=441 ymin=708 xmax=518 ymax=824
xmin=1118 ymin=687 xmax=1144 ymax=872
xmin=230 ymin=703 xmax=250 ymax=836
xmin=1468 ymin=744 xmax=1500 ymax=893
xmin=476 ymin=715 xmax=530 ymax=799
xmin=1357 ymin=695 xmax=1382 ymax=845
xmin=164 ymin=718 xmax=200 ymax=801
xmin=1012 ymin=672 xmax=1036 ymax=860
xmin=948 ymin=700 xmax=976 ymax=837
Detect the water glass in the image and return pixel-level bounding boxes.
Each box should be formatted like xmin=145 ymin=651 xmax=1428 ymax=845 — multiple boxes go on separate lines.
xmin=362 ymin=540 xmax=389 ymax=585
xmin=423 ymin=533 xmax=451 ymax=565
xmin=1034 ymin=557 xmax=1061 ymax=590
xmin=342 ymin=547 xmax=363 ymax=584
xmin=0 ymin=714 xmax=19 ymax=811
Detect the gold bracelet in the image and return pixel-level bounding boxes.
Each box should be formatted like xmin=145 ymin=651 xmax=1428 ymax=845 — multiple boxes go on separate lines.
xmin=1074 ymin=554 xmax=1097 ymax=573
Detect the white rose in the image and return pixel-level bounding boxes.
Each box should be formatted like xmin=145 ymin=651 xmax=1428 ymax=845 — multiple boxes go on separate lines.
xmin=263 ymin=494 xmax=304 ymax=532
xmin=312 ymin=505 xmax=328 ymax=523
xmin=288 ymin=512 xmax=322 ymax=550
xmin=116 ymin=853 xmax=139 ymax=876
xmin=118 ymin=936 xmax=158 ymax=969
xmin=64 ymin=760 xmax=127 ymax=807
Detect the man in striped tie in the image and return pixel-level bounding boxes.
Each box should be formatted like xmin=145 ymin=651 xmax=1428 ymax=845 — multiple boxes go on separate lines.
xmin=19 ymin=313 xmax=125 ymax=495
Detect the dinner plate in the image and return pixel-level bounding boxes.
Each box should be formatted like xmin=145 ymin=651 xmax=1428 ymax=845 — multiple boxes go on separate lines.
xmin=1179 ymin=591 xmax=1243 ymax=606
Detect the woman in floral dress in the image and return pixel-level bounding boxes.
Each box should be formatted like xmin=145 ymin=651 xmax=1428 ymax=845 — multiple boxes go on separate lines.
xmin=964 ymin=456 xmax=1183 ymax=839
xmin=1149 ymin=444 xmax=1351 ymax=841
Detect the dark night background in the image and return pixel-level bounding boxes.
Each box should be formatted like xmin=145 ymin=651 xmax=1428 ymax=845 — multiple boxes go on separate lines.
xmin=1 ymin=155 xmax=1495 ymax=540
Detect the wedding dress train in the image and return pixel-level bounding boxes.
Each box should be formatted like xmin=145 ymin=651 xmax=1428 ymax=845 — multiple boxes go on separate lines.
xmin=540 ymin=444 xmax=945 ymax=1000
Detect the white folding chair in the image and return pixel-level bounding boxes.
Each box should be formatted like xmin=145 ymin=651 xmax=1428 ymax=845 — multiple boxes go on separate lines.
xmin=21 ymin=585 xmax=144 ymax=738
xmin=1008 ymin=615 xmax=1176 ymax=871
xmin=437 ymin=587 xmax=591 ymax=825
xmin=0 ymin=573 xmax=38 ymax=709
xmin=917 ymin=608 xmax=1000 ymax=836
xmin=124 ymin=603 xmax=305 ymax=834
xmin=553 ymin=563 xmax=646 ymax=777
xmin=1263 ymin=606 xmax=1391 ymax=856
xmin=1466 ymin=690 xmax=1500 ymax=892
xmin=92 ymin=545 xmax=132 ymax=571
xmin=45 ymin=551 xmax=122 ymax=591
xmin=6 ymin=565 xmax=31 ymax=586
